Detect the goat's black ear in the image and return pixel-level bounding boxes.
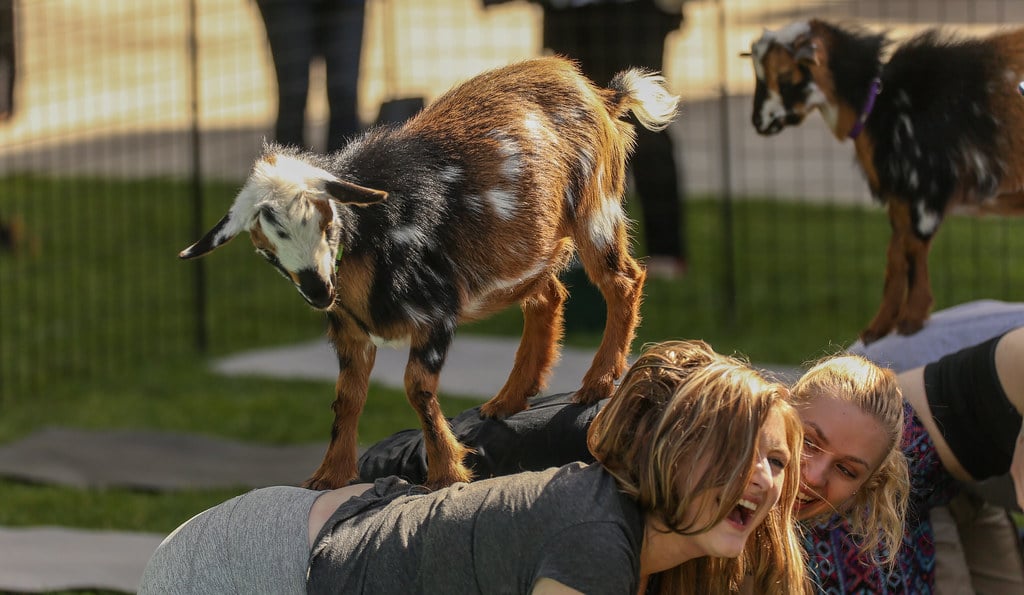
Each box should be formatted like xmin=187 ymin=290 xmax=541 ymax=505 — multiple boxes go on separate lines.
xmin=324 ymin=179 xmax=388 ymax=206
xmin=179 ymin=213 xmax=239 ymax=259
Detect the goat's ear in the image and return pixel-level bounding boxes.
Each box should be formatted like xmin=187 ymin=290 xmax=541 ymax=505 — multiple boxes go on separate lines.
xmin=324 ymin=179 xmax=388 ymax=206
xmin=179 ymin=213 xmax=242 ymax=259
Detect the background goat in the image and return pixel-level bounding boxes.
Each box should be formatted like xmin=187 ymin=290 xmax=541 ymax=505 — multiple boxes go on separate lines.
xmin=745 ymin=19 xmax=1024 ymax=343
xmin=179 ymin=57 xmax=679 ymax=488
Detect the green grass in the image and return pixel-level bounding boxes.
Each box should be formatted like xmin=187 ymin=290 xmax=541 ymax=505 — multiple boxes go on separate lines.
xmin=3 ymin=174 xmax=1024 ymax=593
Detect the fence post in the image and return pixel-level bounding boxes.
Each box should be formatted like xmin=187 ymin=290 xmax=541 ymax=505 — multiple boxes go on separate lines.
xmin=186 ymin=0 xmax=207 ymax=353
xmin=715 ymin=0 xmax=736 ymax=326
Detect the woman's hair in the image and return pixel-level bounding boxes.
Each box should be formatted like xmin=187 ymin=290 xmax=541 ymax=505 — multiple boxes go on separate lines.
xmin=790 ymin=354 xmax=910 ymax=567
xmin=588 ymin=340 xmax=809 ymax=594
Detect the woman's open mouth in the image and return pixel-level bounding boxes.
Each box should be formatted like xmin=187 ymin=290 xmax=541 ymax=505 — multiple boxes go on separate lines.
xmin=727 ymin=498 xmax=759 ymax=528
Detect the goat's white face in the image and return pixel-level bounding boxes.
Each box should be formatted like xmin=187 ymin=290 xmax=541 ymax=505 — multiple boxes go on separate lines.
xmin=250 ymin=186 xmax=339 ymax=309
xmin=179 ymin=151 xmax=387 ymax=311
xmin=747 ymin=22 xmax=827 ymax=135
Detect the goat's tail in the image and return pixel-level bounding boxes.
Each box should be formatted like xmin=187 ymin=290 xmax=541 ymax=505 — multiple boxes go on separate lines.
xmin=607 ymin=68 xmax=679 ymax=131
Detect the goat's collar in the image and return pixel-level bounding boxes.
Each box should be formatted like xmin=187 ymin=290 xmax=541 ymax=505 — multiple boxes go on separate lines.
xmin=848 ymin=77 xmax=882 ymax=139
xmin=334 ymin=246 xmax=344 ymax=273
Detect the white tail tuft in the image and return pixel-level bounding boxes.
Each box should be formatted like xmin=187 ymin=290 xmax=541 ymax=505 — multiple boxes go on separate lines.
xmin=618 ymin=69 xmax=680 ymax=131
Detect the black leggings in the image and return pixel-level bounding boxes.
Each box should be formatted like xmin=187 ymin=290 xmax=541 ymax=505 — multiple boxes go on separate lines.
xmin=924 ymin=333 xmax=1022 ymax=479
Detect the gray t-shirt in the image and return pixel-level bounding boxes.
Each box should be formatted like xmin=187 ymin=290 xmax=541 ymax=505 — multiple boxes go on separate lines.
xmin=307 ymin=462 xmax=644 ymax=594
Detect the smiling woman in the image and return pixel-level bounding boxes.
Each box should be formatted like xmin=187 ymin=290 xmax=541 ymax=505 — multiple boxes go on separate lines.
xmin=138 ymin=340 xmax=811 ymax=595
xmin=788 ymin=356 xmax=910 ymax=571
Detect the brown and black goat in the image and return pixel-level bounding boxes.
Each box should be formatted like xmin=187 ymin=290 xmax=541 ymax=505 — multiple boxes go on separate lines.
xmin=745 ymin=20 xmax=1024 ymax=343
xmin=179 ymin=57 xmax=679 ymax=489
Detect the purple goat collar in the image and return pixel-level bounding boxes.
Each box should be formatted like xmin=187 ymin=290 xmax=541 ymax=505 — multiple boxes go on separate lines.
xmin=848 ymin=77 xmax=882 ymax=139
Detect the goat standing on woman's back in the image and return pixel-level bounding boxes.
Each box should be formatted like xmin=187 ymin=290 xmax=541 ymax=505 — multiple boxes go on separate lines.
xmin=746 ymin=19 xmax=1024 ymax=343
xmin=179 ymin=57 xmax=679 ymax=489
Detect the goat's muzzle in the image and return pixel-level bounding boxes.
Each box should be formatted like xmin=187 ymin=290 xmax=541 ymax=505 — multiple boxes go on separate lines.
xmin=296 ymin=269 xmax=335 ymax=310
xmin=752 ymin=113 xmax=785 ymax=136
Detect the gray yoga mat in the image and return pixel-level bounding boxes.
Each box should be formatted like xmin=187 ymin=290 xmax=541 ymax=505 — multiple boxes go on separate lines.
xmin=0 ymin=525 xmax=164 ymax=593
xmin=0 ymin=426 xmax=325 ymax=490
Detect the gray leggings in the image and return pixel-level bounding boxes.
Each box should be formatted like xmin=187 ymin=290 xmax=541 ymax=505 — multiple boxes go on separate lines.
xmin=139 ymin=486 xmax=324 ymax=594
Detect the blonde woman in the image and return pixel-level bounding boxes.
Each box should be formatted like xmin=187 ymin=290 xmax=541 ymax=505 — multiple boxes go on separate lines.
xmin=787 ymin=355 xmax=912 ymax=592
xmin=140 ymin=341 xmax=809 ymax=595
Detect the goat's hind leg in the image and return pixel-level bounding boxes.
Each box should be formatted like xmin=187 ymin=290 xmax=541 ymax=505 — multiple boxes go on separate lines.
xmin=480 ymin=270 xmax=569 ymax=419
xmin=861 ymin=199 xmax=914 ymax=344
xmin=406 ymin=324 xmax=473 ymax=488
xmin=573 ymin=215 xmax=645 ymax=405
xmin=896 ymin=225 xmax=934 ymax=336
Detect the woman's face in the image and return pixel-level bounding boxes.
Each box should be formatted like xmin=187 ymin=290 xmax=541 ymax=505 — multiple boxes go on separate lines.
xmin=794 ymin=396 xmax=890 ymax=521
xmin=681 ymin=408 xmax=792 ymax=559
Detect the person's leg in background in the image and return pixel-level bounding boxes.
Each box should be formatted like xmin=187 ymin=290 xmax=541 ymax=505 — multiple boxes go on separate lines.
xmin=0 ymin=0 xmax=16 ymax=121
xmin=932 ymin=504 xmax=975 ymax=595
xmin=255 ymin=0 xmax=316 ymax=149
xmin=318 ymin=0 xmax=366 ymax=152
xmin=542 ymin=1 xmax=687 ymax=278
xmin=952 ymin=487 xmax=1024 ymax=595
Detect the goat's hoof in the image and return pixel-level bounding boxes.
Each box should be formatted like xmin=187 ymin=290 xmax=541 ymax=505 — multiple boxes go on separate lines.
xmin=858 ymin=326 xmax=891 ymax=346
xmin=302 ymin=473 xmax=350 ymax=491
xmin=573 ymin=380 xmax=613 ymax=405
xmin=479 ymin=399 xmax=524 ymax=420
xmin=896 ymin=318 xmax=926 ymax=336
xmin=425 ymin=466 xmax=473 ymax=490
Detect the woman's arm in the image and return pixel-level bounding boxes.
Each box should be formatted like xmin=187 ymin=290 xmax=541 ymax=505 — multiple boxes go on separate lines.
xmin=532 ymin=578 xmax=585 ymax=595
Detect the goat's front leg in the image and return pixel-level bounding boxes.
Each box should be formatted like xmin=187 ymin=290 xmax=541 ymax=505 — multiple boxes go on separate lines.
xmin=305 ymin=322 xmax=377 ymax=490
xmin=406 ymin=322 xmax=472 ymax=489
xmin=861 ymin=199 xmax=913 ymax=344
xmin=481 ymin=271 xmax=568 ymax=419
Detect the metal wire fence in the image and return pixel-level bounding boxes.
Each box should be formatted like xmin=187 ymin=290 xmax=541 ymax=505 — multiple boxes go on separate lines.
xmin=1 ymin=0 xmax=1021 ymax=401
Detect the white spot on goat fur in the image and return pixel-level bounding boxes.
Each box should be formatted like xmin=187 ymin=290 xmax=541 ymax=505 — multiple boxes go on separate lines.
xmin=369 ymin=333 xmax=410 ymax=348
xmin=390 ymin=225 xmax=429 ymax=248
xmin=401 ymin=303 xmax=434 ymax=328
xmin=462 ymin=258 xmax=550 ymax=318
xmin=484 ymin=188 xmax=517 ymax=220
xmin=524 ymin=111 xmax=557 ymax=146
xmin=438 ymin=165 xmax=463 ymax=184
xmin=588 ymin=195 xmax=625 ymax=250
xmin=488 ymin=130 xmax=524 ymax=182
xmin=578 ymin=148 xmax=596 ymax=179
xmin=908 ymin=169 xmax=919 ymax=191
xmin=916 ymin=203 xmax=940 ymax=236
xmin=965 ymin=147 xmax=992 ymax=184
